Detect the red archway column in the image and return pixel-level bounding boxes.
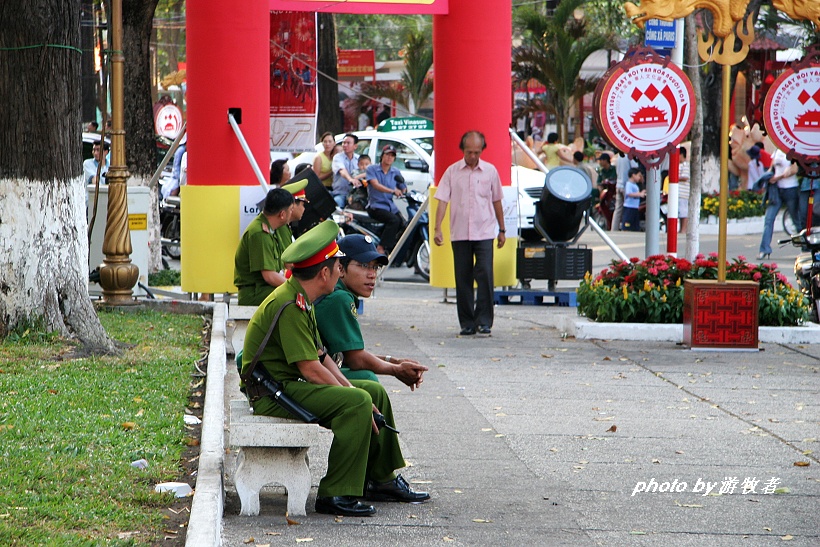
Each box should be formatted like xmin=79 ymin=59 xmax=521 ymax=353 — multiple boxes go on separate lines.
xmin=433 ymin=0 xmax=511 ymax=185
xmin=430 ymin=0 xmax=514 ymax=288
xmin=182 ymin=3 xmax=269 ymax=293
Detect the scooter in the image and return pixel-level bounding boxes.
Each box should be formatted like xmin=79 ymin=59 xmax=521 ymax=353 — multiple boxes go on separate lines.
xmin=592 ymin=179 xmax=617 ymax=230
xmin=336 ymin=189 xmax=430 ymax=280
xmin=781 ymin=228 xmax=820 ymax=323
xmin=159 ymin=195 xmax=181 ymax=261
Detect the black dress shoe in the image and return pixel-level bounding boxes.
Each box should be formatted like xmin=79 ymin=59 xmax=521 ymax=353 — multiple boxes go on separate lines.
xmin=460 ymin=327 xmax=476 ymax=335
xmin=477 ymin=325 xmax=491 ymax=334
xmin=364 ymin=474 xmax=430 ymax=503
xmin=315 ymin=496 xmax=376 ymax=516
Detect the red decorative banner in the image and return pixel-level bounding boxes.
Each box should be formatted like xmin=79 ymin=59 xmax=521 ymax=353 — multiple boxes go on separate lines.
xmin=270 ymin=11 xmax=318 ymax=152
xmin=269 ymin=0 xmax=447 ymax=15
xmin=338 ymin=49 xmax=376 ymax=79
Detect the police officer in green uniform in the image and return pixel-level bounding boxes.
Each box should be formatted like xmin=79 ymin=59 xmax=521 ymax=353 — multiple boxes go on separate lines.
xmin=234 ymin=181 xmax=306 ymax=306
xmin=242 ymin=220 xmax=429 ymax=517
xmin=278 ymin=179 xmax=309 ymax=244
xmin=316 ymin=234 xmax=428 ymax=388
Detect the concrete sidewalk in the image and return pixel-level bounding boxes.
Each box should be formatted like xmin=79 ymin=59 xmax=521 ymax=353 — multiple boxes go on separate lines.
xmin=215 ymin=283 xmax=820 ymax=546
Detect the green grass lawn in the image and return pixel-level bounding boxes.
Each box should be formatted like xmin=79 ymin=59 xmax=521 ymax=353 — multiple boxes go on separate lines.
xmin=0 ymin=309 xmax=204 ymax=545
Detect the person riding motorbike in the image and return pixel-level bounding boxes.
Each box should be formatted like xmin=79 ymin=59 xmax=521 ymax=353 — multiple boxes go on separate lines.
xmin=364 ymin=145 xmax=406 ymax=255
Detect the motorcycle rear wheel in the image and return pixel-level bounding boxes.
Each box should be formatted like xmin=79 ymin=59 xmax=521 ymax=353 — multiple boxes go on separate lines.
xmin=162 ymin=218 xmax=181 ymax=260
xmin=414 ymin=239 xmax=430 ymax=281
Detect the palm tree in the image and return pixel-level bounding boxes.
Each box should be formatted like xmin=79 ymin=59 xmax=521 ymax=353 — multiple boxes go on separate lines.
xmin=357 ymin=27 xmax=433 ymax=116
xmin=514 ymin=0 xmax=611 ymax=142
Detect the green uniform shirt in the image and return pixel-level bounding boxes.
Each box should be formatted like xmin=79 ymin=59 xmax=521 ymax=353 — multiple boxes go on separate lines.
xmin=316 ymin=280 xmax=364 ymax=353
xmin=315 ymin=280 xmax=379 ymax=382
xmin=242 ymin=277 xmax=320 ymax=383
xmin=234 ymin=214 xmax=292 ymax=305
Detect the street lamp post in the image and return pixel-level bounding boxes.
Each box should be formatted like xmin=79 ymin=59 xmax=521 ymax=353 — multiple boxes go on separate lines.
xmin=98 ymin=0 xmax=138 ymax=304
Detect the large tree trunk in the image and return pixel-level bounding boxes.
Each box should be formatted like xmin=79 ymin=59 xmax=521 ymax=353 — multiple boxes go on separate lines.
xmin=684 ymin=14 xmax=703 ymax=261
xmin=80 ymin=0 xmax=98 ymax=124
xmin=317 ymin=13 xmax=341 ymax=136
xmin=0 ymin=0 xmax=115 ymax=353
xmin=123 ymin=0 xmax=162 ymax=273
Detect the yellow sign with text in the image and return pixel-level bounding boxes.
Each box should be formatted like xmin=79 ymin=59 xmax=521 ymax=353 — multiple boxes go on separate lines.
xmin=128 ymin=214 xmax=147 ymax=231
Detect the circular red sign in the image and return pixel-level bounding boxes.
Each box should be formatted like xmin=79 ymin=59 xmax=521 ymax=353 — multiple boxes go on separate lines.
xmin=764 ymin=65 xmax=820 ymax=159
xmin=596 ymin=49 xmax=695 ymax=166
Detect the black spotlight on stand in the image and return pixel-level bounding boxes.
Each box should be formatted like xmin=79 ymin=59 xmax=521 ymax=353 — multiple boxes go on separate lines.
xmin=517 ymin=166 xmax=593 ymax=295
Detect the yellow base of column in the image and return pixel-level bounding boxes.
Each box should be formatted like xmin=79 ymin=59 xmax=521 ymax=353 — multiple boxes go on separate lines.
xmin=180 ymin=185 xmax=241 ymax=294
xmin=428 ymin=187 xmax=518 ymax=289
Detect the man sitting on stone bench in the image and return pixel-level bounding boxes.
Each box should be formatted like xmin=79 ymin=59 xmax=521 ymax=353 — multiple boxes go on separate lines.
xmin=316 ymin=234 xmax=428 ymax=388
xmin=241 ymin=220 xmax=429 ymax=518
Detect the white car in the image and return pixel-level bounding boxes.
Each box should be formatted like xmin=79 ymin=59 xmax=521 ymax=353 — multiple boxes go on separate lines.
xmin=287 ymin=123 xmax=546 ymax=239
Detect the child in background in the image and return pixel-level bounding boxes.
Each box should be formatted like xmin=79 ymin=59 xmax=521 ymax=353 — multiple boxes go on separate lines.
xmin=347 ymin=154 xmax=372 ymax=210
xmin=623 ymin=167 xmax=646 ymax=232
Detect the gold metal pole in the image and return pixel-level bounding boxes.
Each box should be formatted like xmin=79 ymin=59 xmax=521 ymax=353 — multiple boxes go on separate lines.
xmin=98 ymin=0 xmax=139 ymax=304
xmin=717 ymin=64 xmax=731 ymax=282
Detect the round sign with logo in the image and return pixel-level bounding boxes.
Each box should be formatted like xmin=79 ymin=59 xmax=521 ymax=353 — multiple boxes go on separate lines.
xmin=763 ymin=45 xmax=820 ymax=178
xmin=596 ymin=47 xmax=695 ymax=165
xmin=154 ymin=103 xmax=183 ymax=139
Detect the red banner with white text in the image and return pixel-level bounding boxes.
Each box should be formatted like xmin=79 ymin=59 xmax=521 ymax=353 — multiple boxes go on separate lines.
xmin=270 ymin=11 xmax=318 ymax=152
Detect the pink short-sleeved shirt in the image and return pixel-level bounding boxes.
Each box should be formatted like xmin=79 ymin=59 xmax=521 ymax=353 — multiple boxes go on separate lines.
xmin=436 ymin=158 xmax=503 ymax=242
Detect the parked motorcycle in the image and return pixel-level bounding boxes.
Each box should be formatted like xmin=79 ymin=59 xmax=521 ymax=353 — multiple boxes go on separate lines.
xmin=592 ymin=179 xmax=617 ymax=230
xmin=781 ymin=228 xmax=820 ymax=323
xmin=335 ymin=189 xmax=430 ymax=281
xmin=160 ymin=195 xmax=181 ymax=260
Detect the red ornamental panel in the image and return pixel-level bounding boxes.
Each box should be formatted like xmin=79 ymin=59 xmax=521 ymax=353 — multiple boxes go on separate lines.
xmin=682 ymin=280 xmax=759 ymax=349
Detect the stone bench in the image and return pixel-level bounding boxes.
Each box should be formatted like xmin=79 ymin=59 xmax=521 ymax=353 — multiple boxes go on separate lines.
xmin=229 ymin=399 xmax=323 ymax=517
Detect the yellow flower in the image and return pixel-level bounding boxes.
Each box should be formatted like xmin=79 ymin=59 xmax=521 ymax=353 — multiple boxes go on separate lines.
xmin=623 ymin=285 xmax=629 ymax=300
xmin=675 ymin=278 xmax=681 ymax=287
xmin=643 ymin=280 xmax=652 ymax=292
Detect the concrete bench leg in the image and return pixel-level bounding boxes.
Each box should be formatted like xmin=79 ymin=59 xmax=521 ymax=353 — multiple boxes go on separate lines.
xmin=234 ymin=446 xmax=312 ymax=517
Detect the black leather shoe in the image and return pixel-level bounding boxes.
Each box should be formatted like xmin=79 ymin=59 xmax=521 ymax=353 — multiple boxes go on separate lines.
xmin=460 ymin=327 xmax=476 ymax=335
xmin=364 ymin=474 xmax=430 ymax=503
xmin=315 ymin=496 xmax=376 ymax=516
xmin=477 ymin=325 xmax=491 ymax=334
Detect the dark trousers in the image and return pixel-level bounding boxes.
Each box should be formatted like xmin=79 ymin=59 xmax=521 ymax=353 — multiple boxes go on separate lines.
xmin=367 ymin=207 xmax=404 ymax=252
xmin=623 ymin=207 xmax=641 ymax=231
xmin=451 ymin=239 xmax=494 ymax=329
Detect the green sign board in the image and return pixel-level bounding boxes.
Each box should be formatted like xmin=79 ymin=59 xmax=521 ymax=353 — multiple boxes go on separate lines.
xmin=377 ymin=117 xmax=433 ymax=132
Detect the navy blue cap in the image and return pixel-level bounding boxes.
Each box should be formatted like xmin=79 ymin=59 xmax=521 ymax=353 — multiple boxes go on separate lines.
xmin=338 ymin=234 xmax=388 ymax=265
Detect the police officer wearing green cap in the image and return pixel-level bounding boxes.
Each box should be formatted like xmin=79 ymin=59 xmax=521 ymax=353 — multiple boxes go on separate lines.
xmin=234 ymin=187 xmax=295 ymax=306
xmin=242 ymin=220 xmax=429 ymax=517
xmin=278 ymin=179 xmax=310 ymax=244
xmin=316 ymin=234 xmax=428 ymax=388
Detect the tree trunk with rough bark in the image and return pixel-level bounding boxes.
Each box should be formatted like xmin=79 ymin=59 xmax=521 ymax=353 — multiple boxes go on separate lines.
xmin=123 ymin=0 xmax=162 ymax=273
xmin=80 ymin=0 xmax=98 ymax=124
xmin=0 ymin=0 xmax=116 ymax=353
xmin=317 ymin=13 xmax=341 ymax=136
xmin=684 ymin=14 xmax=704 ymax=261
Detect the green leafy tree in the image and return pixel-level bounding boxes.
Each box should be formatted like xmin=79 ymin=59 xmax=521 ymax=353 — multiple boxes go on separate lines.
xmin=513 ymin=0 xmax=611 ymax=142
xmin=357 ymin=27 xmax=433 ymax=116
xmin=335 ymin=14 xmax=430 ymax=61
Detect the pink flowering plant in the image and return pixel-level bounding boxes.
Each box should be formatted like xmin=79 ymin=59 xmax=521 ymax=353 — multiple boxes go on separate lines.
xmin=577 ymin=254 xmax=809 ymax=326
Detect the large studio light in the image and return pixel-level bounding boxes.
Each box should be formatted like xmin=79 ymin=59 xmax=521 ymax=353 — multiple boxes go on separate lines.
xmin=535 ymin=166 xmax=593 ymax=244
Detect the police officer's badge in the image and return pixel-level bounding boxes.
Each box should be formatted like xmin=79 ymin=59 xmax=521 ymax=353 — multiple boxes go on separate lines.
xmin=350 ymin=302 xmax=358 ymax=317
xmin=296 ymin=293 xmax=311 ymax=311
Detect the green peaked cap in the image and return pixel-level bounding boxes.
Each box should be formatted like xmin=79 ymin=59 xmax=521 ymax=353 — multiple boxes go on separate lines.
xmin=282 ymin=220 xmax=343 ymax=268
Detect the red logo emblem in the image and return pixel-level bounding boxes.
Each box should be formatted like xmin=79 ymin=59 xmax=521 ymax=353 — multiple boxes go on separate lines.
xmin=765 ymin=68 xmax=820 ymax=156
xmin=594 ymin=47 xmax=695 ymax=166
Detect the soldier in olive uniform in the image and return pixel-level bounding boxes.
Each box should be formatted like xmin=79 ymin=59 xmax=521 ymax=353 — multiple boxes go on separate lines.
xmin=242 ymin=220 xmax=429 ymax=517
xmin=316 ymin=234 xmax=428 ymax=388
xmin=234 ymin=187 xmax=294 ymax=306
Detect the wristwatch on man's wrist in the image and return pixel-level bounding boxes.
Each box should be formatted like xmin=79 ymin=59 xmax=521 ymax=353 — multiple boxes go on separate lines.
xmin=498 ymin=229 xmax=506 ymax=233
xmin=385 ymin=355 xmax=393 ymax=364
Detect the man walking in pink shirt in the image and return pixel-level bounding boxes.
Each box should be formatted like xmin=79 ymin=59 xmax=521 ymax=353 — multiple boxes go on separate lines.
xmin=433 ymin=131 xmax=506 ymax=336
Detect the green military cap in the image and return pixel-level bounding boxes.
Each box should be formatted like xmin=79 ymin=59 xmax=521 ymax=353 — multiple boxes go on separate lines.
xmin=281 ymin=179 xmax=308 ymax=199
xmin=282 ymin=219 xmax=343 ymax=269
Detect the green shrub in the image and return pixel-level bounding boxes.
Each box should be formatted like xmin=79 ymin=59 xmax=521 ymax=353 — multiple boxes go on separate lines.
xmin=148 ymin=269 xmax=181 ymax=287
xmin=577 ymin=254 xmax=810 ymax=326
